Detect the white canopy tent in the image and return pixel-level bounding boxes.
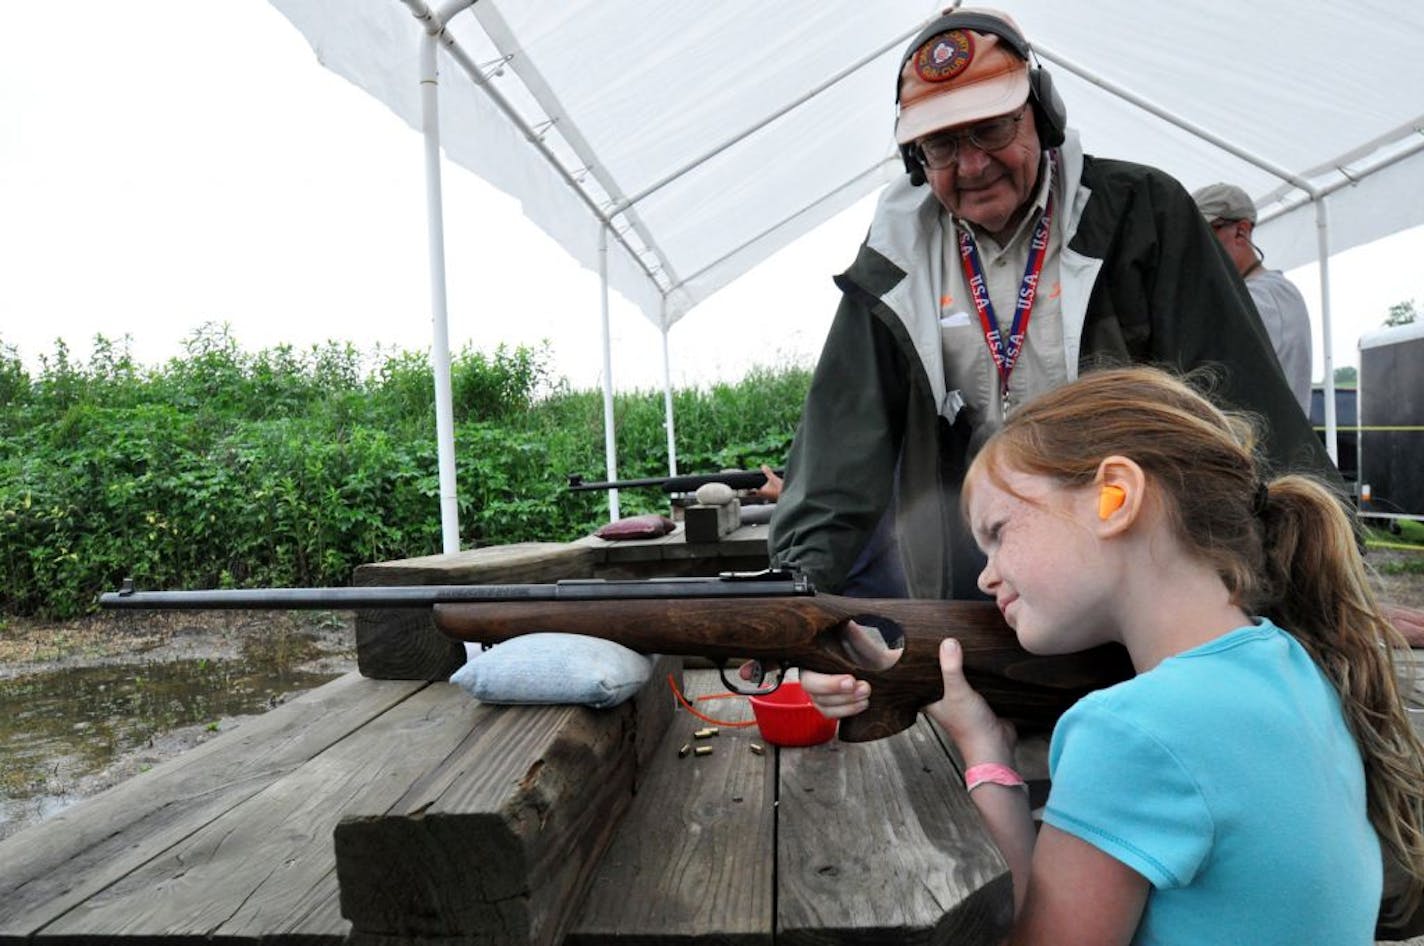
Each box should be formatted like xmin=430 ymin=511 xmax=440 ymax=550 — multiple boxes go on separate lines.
xmin=268 ymin=0 xmax=1424 ymax=552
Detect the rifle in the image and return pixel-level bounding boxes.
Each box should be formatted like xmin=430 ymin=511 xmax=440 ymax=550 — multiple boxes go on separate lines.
xmin=101 ymin=571 xmax=1132 ymax=743
xmin=566 ymin=469 xmax=782 ymax=493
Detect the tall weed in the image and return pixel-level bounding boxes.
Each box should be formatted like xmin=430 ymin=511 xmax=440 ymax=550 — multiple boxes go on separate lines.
xmin=0 ymin=328 xmax=810 ymax=618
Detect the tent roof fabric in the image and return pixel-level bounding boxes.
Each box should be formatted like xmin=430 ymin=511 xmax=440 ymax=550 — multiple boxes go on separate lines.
xmin=269 ymin=0 xmax=1424 ymax=330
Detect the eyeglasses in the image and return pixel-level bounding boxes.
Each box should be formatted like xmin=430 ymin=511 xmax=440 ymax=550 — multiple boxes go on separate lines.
xmin=915 ymin=108 xmax=1027 ymax=170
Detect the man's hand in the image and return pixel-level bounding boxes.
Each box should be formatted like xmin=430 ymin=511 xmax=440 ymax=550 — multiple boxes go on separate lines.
xmin=751 ymin=464 xmax=783 ymax=501
xmin=1383 ymin=603 xmax=1424 ymax=648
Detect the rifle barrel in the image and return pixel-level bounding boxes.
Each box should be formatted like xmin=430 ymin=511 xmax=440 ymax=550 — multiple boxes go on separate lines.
xmin=100 ymin=572 xmax=813 ymax=611
xmin=566 ymin=469 xmax=781 ymax=493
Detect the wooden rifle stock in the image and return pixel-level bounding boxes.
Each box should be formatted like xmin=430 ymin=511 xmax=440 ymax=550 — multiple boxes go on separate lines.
xmin=434 ymin=594 xmax=1133 ymax=743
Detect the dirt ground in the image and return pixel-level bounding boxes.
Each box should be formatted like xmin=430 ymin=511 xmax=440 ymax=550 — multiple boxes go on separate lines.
xmin=0 ymin=608 xmax=357 ymax=680
xmin=1371 ymin=547 xmax=1424 ymax=610
xmin=0 ymin=548 xmax=1420 ymax=845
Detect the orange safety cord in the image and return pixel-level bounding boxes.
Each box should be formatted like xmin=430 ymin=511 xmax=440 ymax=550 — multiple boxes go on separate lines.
xmin=666 ymin=672 xmax=759 ymax=728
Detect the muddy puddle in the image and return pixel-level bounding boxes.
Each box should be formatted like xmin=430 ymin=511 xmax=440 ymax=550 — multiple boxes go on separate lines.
xmin=0 ymin=618 xmax=354 ymax=839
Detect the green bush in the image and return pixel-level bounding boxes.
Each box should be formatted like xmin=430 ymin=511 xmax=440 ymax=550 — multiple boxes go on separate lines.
xmin=0 ymin=326 xmax=810 ymax=618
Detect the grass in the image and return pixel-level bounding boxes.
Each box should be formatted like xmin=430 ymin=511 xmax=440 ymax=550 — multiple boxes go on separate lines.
xmin=1366 ymin=518 xmax=1424 ymax=549
xmin=1365 ymin=518 xmax=1424 ymax=577
xmin=1376 ymin=557 xmax=1424 ymax=577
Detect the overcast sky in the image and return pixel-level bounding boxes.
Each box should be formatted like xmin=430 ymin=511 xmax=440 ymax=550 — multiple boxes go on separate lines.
xmin=3 ymin=2 xmax=1420 ymax=393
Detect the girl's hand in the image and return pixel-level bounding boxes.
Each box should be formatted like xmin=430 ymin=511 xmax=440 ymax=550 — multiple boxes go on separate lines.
xmin=798 ymin=619 xmax=904 ymax=718
xmin=926 ymin=638 xmax=1016 ymax=763
xmin=798 ymin=668 xmax=870 ymax=718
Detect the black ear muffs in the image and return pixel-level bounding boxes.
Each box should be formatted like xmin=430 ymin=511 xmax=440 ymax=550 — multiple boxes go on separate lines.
xmin=1028 ymin=66 xmax=1066 ymax=148
xmin=895 ymin=10 xmax=1067 ymax=185
xmin=902 ymin=143 xmax=927 ymax=186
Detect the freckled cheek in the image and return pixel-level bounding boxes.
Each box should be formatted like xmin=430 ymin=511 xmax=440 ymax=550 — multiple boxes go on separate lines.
xmin=993 ymin=540 xmax=1030 ymax=587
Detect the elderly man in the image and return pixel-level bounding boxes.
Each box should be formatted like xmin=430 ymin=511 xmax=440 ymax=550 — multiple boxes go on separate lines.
xmin=769 ymin=7 xmax=1330 ymax=599
xmin=1193 ymin=182 xmax=1313 ymax=414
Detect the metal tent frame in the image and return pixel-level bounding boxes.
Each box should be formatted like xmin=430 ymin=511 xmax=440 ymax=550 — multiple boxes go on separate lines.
xmin=315 ymin=0 xmax=1424 ymax=551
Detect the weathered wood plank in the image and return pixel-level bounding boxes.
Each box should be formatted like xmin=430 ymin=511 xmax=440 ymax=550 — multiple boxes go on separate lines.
xmin=35 ymin=680 xmax=490 ymax=942
xmin=0 ymin=672 xmax=422 ymax=943
xmin=633 ymin=656 xmax=684 ymax=792
xmin=567 ymin=669 xmax=774 ymax=946
xmin=333 ymin=657 xmax=680 ymax=946
xmin=354 ymin=543 xmax=594 ymax=680
xmin=355 ymin=606 xmax=467 ymax=681
xmin=356 ymin=543 xmax=595 ymax=586
xmin=776 ymin=716 xmax=1012 ymax=946
xmin=267 ymin=876 xmax=349 ymax=944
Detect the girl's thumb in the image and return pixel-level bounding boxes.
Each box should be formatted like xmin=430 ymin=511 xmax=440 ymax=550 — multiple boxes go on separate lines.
xmin=939 ymin=638 xmax=969 ymax=693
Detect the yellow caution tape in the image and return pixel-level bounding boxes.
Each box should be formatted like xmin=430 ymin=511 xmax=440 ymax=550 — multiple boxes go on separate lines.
xmin=1366 ymin=540 xmax=1424 ymax=552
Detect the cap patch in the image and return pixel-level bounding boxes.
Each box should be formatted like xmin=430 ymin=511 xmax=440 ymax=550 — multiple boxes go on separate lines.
xmin=914 ymin=30 xmax=974 ymax=83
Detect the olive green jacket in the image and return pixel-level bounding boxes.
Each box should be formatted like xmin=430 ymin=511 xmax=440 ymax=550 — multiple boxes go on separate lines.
xmin=770 ymin=132 xmax=1334 ymax=598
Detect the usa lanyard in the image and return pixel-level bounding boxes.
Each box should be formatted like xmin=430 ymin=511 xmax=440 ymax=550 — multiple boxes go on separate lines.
xmin=955 ymin=193 xmax=1054 ymax=403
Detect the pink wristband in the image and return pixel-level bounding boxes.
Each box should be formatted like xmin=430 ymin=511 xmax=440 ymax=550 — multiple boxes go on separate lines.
xmin=964 ymin=762 xmax=1027 ymax=795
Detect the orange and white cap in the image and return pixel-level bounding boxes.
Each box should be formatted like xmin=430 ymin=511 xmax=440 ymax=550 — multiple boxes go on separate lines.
xmin=895 ymin=11 xmax=1032 ymax=146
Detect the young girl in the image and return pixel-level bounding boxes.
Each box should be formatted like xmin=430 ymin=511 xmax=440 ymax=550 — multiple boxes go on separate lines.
xmin=808 ymin=366 xmax=1424 ymax=944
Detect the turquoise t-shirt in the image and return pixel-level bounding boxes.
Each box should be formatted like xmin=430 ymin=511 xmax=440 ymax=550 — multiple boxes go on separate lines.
xmin=1045 ymin=620 xmax=1381 ymax=945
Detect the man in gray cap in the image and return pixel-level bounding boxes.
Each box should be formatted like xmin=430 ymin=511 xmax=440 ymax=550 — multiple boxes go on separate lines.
xmin=770 ymin=7 xmax=1331 ymax=601
xmin=1193 ymin=182 xmax=1313 ymax=414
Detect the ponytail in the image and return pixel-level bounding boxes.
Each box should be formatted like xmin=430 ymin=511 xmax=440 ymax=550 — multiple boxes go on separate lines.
xmin=1258 ymin=477 xmax=1424 ymax=922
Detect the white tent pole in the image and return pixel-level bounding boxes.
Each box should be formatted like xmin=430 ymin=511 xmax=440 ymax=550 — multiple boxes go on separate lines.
xmin=1315 ymin=198 xmax=1338 ymax=465
xmin=417 ymin=24 xmax=462 ymax=554
xmin=598 ymin=225 xmax=620 ymax=522
xmin=660 ymin=298 xmax=678 ymax=477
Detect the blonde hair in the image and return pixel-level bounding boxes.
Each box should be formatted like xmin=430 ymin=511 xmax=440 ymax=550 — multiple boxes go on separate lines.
xmin=971 ymin=365 xmax=1424 ymax=916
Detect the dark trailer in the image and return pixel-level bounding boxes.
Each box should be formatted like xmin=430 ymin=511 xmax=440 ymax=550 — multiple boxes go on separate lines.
xmin=1357 ymin=321 xmax=1424 ymax=526
xmin=1310 ymin=383 xmax=1358 ymax=487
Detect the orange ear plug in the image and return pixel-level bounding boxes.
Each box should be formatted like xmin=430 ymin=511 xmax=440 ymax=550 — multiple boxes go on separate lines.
xmin=1098 ymin=485 xmax=1126 ymax=520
